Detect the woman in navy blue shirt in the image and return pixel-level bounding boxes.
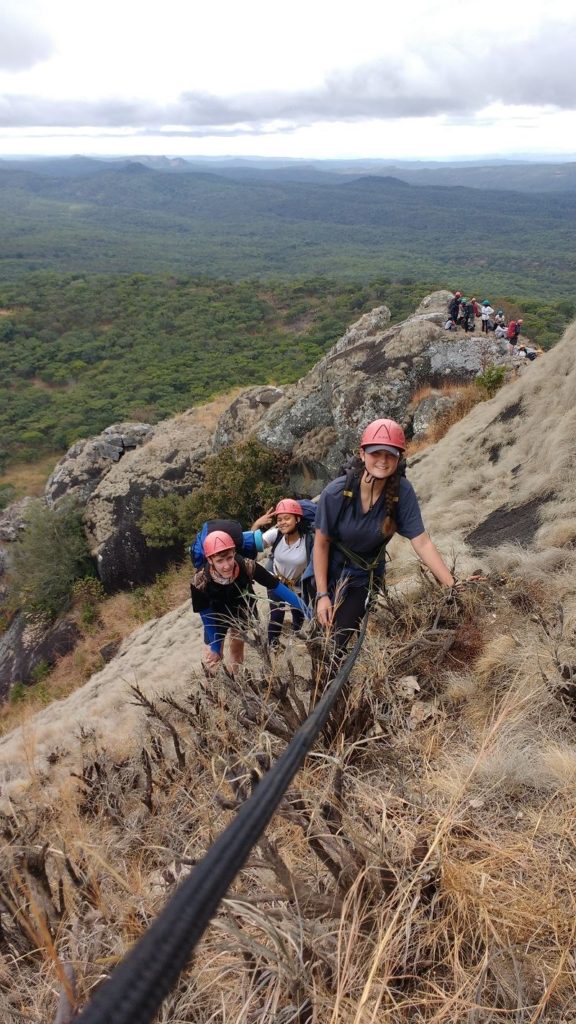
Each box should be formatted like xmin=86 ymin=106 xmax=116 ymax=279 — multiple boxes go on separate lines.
xmin=313 ymin=418 xmax=455 ymax=653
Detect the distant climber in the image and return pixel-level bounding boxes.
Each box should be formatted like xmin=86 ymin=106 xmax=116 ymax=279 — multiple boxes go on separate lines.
xmin=447 ymin=291 xmax=461 ymax=323
xmin=506 ymin=319 xmax=522 ymax=353
xmin=480 ymin=300 xmax=495 ymax=333
xmin=460 ymin=298 xmax=475 ymax=333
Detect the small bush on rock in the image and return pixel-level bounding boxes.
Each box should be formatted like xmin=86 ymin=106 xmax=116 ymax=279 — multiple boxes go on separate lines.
xmin=140 ymin=440 xmax=290 ymax=550
xmin=477 ymin=365 xmax=506 ymax=398
xmin=10 ymin=498 xmax=95 ymax=620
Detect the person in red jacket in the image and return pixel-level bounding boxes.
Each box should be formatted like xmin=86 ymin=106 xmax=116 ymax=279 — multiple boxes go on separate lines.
xmin=507 ymin=319 xmax=521 ymax=353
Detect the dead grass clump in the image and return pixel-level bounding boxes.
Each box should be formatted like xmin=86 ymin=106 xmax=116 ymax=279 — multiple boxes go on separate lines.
xmin=0 ymin=452 xmax=60 ymax=500
xmin=3 ymin=567 xmax=576 ymax=1021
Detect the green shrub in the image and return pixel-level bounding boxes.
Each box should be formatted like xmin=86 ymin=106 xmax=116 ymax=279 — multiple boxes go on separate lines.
xmin=72 ymin=576 xmax=105 ymax=628
xmin=10 ymin=679 xmax=51 ymax=705
xmin=10 ymin=498 xmax=95 ymax=620
xmin=140 ymin=440 xmax=291 ymax=550
xmin=476 ymin=365 xmax=506 ymax=398
xmin=0 ymin=483 xmax=15 ymax=512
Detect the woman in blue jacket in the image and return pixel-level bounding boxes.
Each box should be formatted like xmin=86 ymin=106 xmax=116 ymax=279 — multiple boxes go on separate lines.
xmin=191 ymin=530 xmax=310 ymax=676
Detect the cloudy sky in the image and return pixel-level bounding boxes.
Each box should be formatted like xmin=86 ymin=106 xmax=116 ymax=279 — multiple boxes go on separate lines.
xmin=1 ymin=0 xmax=576 ymax=160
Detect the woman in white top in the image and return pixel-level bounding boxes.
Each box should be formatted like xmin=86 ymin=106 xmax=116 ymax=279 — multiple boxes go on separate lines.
xmin=252 ymin=498 xmax=311 ymax=645
xmin=480 ymin=300 xmax=495 ymax=333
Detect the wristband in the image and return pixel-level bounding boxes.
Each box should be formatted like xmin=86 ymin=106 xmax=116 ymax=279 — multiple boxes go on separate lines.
xmin=316 ymin=591 xmax=330 ymax=600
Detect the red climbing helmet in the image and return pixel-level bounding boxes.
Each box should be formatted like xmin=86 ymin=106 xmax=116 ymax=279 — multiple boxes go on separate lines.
xmin=274 ymin=499 xmax=303 ymax=517
xmin=203 ymin=530 xmax=236 ymax=558
xmin=360 ymin=418 xmax=406 ymax=455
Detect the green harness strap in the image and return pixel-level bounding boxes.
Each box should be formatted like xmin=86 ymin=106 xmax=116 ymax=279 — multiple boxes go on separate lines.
xmin=331 ymin=538 xmax=391 ymax=606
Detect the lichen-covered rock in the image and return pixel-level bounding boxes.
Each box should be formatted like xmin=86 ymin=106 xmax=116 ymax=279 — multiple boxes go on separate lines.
xmin=213 ymin=386 xmax=284 ymax=452
xmin=45 ymin=423 xmax=154 ymax=506
xmin=255 ymin=291 xmax=504 ymax=472
xmin=84 ymin=412 xmax=211 ymax=591
xmin=427 ymin=336 xmax=508 ymax=376
xmin=414 ymin=289 xmax=454 ymax=323
xmin=0 ymin=613 xmax=81 ymax=700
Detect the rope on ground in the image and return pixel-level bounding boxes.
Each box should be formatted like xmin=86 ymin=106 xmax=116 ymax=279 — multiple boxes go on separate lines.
xmin=75 ymin=612 xmax=370 ymax=1024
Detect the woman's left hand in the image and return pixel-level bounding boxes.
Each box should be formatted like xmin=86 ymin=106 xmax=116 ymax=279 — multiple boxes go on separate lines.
xmin=252 ymin=506 xmax=275 ymax=530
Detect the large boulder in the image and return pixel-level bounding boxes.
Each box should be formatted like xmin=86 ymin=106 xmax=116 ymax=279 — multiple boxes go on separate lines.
xmin=84 ymin=412 xmax=211 ymax=591
xmin=45 ymin=422 xmax=154 ymax=506
xmin=0 ymin=612 xmax=81 ymax=701
xmin=254 ymin=292 xmax=510 ymax=473
xmin=213 ymin=386 xmax=284 ymax=452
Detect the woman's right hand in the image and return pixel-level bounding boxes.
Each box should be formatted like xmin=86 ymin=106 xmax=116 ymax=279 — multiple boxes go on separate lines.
xmin=316 ymin=595 xmax=333 ymax=628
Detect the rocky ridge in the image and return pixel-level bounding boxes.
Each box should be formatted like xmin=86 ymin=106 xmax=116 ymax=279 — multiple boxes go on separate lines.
xmin=0 ymin=290 xmax=518 ymax=694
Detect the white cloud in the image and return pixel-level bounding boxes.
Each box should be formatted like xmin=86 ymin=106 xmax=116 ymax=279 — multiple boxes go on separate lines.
xmin=0 ymin=3 xmax=53 ymax=71
xmin=1 ymin=0 xmax=576 ymax=157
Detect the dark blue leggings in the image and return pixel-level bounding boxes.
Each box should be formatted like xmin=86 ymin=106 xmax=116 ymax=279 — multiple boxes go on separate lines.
xmin=332 ymin=583 xmax=369 ymax=653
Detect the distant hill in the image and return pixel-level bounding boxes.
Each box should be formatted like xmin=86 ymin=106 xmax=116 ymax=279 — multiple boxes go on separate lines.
xmin=1 ymin=159 xmax=576 ymax=296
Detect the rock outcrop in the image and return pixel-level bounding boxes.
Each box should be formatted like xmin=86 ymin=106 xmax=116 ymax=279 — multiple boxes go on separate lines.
xmin=45 ymin=423 xmax=154 ymax=506
xmin=254 ymin=291 xmax=509 ymax=473
xmin=0 ymin=613 xmax=81 ymax=701
xmin=213 ymin=386 xmax=284 ymax=452
xmin=409 ymin=391 xmax=460 ymax=439
xmin=0 ymin=498 xmax=32 ymax=543
xmin=84 ymin=412 xmax=211 ymax=590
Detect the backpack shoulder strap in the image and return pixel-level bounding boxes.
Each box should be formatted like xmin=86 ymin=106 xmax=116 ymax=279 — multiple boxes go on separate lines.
xmin=332 ymin=466 xmax=359 ymax=538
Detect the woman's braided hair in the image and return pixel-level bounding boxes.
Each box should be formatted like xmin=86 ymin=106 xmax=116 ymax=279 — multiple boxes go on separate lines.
xmin=379 ymin=464 xmax=403 ymax=539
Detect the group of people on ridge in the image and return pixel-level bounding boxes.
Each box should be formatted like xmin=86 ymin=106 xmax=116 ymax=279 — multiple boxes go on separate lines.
xmin=445 ymin=292 xmax=537 ymax=359
xmin=190 ymin=418 xmax=455 ymax=677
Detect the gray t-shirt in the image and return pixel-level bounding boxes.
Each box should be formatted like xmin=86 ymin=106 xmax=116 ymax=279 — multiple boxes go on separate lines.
xmin=316 ymin=475 xmax=425 ymax=585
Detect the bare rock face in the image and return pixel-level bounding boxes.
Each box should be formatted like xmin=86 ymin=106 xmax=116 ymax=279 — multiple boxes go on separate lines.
xmin=254 ymin=291 xmax=507 ymax=473
xmin=84 ymin=412 xmax=212 ymax=591
xmin=0 ymin=613 xmax=81 ymax=701
xmin=45 ymin=423 xmax=154 ymax=506
xmin=213 ymin=386 xmax=284 ymax=452
xmin=414 ymin=289 xmax=454 ymax=322
xmin=0 ymin=498 xmax=32 ymax=542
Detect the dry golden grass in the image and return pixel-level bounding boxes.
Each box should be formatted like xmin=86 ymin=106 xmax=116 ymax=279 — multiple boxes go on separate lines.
xmin=0 ymin=562 xmax=191 ymax=738
xmin=0 ymin=452 xmax=60 ymax=499
xmin=2 ymin=559 xmax=576 ymax=1022
xmin=186 ymin=385 xmax=246 ymax=431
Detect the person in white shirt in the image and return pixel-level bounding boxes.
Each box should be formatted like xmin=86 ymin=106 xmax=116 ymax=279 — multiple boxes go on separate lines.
xmin=480 ymin=300 xmax=495 ymax=333
xmin=252 ymin=499 xmax=312 ymax=646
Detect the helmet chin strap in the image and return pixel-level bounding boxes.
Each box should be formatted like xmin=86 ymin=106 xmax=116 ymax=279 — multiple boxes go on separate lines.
xmin=362 ymin=469 xmax=378 ymax=510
